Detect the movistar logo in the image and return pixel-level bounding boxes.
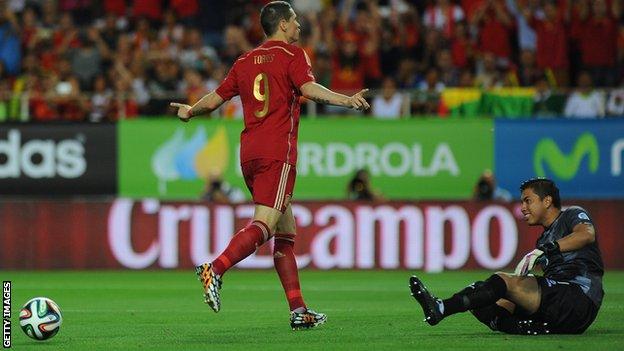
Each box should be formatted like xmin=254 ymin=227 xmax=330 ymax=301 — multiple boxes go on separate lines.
xmin=533 ymin=133 xmax=599 ymax=180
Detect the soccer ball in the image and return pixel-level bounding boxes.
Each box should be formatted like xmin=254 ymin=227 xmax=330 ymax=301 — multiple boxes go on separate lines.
xmin=19 ymin=297 xmax=63 ymax=341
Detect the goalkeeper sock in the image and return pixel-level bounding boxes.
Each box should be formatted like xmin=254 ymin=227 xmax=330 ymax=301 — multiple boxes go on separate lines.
xmin=212 ymin=220 xmax=270 ymax=275
xmin=273 ymin=233 xmax=306 ymax=311
xmin=441 ymin=274 xmax=507 ymax=317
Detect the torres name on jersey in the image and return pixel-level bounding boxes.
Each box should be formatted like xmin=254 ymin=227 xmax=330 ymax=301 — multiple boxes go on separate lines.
xmin=215 ymin=40 xmax=315 ymax=166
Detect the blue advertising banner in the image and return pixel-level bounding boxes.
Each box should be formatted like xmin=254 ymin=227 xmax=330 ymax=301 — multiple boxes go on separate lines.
xmin=495 ymin=119 xmax=624 ymax=199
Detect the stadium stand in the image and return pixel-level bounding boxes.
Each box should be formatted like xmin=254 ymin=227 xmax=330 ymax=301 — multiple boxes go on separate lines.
xmin=0 ymin=0 xmax=622 ymax=121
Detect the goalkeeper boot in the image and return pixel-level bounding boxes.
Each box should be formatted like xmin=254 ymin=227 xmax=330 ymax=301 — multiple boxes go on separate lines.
xmin=290 ymin=308 xmax=327 ymax=330
xmin=409 ymin=276 xmax=444 ymax=326
xmin=515 ymin=319 xmax=550 ymax=335
xmin=195 ymin=263 xmax=222 ymax=312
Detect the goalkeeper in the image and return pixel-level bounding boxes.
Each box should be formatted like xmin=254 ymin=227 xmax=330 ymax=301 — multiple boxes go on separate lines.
xmin=410 ymin=178 xmax=603 ymax=334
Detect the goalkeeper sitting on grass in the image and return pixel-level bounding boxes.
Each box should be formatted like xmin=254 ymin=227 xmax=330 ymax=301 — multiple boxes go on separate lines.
xmin=410 ymin=178 xmax=604 ymax=335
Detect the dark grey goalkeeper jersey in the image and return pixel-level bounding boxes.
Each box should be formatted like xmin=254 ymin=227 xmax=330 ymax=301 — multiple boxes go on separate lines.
xmin=536 ymin=206 xmax=604 ymax=307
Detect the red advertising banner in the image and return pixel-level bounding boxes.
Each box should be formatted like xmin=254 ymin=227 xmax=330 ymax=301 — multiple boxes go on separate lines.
xmin=1 ymin=200 xmax=622 ymax=270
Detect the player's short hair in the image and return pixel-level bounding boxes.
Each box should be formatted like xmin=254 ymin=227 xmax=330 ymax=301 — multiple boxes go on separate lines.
xmin=260 ymin=1 xmax=293 ymax=36
xmin=520 ymin=178 xmax=561 ymax=209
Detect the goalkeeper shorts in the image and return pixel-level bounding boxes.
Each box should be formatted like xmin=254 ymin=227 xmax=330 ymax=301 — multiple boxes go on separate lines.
xmin=531 ymin=276 xmax=599 ymax=334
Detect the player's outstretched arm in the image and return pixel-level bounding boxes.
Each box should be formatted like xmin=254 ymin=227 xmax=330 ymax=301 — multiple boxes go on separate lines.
xmin=557 ymin=223 xmax=596 ymax=252
xmin=170 ymin=91 xmax=225 ymax=122
xmin=300 ymin=82 xmax=370 ymax=111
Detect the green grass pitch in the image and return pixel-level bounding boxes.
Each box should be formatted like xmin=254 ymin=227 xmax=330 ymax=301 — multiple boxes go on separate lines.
xmin=3 ymin=270 xmax=624 ymax=350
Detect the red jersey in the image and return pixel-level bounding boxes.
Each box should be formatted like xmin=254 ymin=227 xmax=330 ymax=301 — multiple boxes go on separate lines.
xmin=531 ymin=18 xmax=569 ymax=69
xmin=478 ymin=15 xmax=512 ymax=59
xmin=580 ymin=17 xmax=617 ymax=67
xmin=215 ymin=40 xmax=315 ymax=165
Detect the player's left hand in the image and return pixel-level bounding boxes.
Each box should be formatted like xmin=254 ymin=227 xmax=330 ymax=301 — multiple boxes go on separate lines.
xmin=513 ymin=249 xmax=544 ymax=276
xmin=170 ymin=102 xmax=192 ymax=122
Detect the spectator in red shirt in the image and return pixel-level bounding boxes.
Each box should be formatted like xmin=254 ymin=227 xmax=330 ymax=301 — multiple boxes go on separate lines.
xmin=450 ymin=21 xmax=476 ymax=69
xmin=19 ymin=7 xmax=41 ymax=52
xmin=353 ymin=1 xmax=382 ymax=87
xmin=525 ymin=0 xmax=569 ymax=87
xmin=472 ymin=0 xmax=514 ymax=63
xmin=578 ymin=0 xmax=619 ymax=86
xmin=422 ymin=0 xmax=466 ymax=39
xmin=331 ymin=0 xmax=381 ymax=89
xmin=329 ymin=32 xmax=365 ymax=95
xmin=53 ymin=13 xmax=81 ymax=55
xmin=396 ymin=5 xmax=421 ymax=57
xmin=30 ymin=74 xmax=59 ymax=121
xmin=567 ymin=0 xmax=589 ymax=86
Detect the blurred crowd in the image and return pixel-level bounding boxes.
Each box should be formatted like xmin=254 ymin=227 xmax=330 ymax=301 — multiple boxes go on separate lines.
xmin=0 ymin=0 xmax=623 ymax=122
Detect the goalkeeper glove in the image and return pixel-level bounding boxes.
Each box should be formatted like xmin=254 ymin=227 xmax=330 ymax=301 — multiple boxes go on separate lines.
xmin=514 ymin=249 xmax=544 ymax=276
xmin=537 ymin=241 xmax=560 ymax=256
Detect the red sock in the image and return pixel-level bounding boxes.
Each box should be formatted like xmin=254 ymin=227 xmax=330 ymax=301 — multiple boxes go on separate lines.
xmin=212 ymin=220 xmax=270 ymax=275
xmin=273 ymin=233 xmax=306 ymax=311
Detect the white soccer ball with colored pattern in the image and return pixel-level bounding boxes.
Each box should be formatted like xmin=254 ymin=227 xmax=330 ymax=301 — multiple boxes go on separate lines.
xmin=19 ymin=297 xmax=63 ymax=341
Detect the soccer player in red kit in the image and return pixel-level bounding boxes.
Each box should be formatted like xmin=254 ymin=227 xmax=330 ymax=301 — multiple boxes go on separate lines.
xmin=170 ymin=1 xmax=369 ymax=330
